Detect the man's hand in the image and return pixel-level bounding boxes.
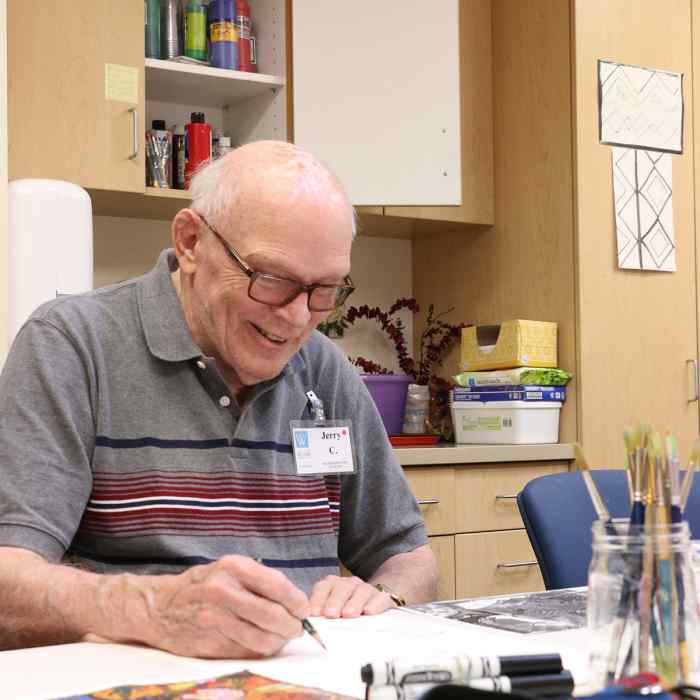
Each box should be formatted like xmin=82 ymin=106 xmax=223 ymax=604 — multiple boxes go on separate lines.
xmin=132 ymin=555 xmax=311 ymax=659
xmin=309 ymin=575 xmax=395 ymax=618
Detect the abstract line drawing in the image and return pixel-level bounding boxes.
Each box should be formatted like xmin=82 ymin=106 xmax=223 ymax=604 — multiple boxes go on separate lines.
xmin=599 ymin=59 xmax=683 ymax=154
xmin=612 ymin=146 xmax=676 ymax=272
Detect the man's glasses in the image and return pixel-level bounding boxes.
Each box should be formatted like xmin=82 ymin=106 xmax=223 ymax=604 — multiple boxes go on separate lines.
xmin=198 ymin=214 xmax=355 ymax=312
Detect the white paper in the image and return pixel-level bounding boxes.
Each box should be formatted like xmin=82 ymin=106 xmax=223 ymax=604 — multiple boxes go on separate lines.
xmin=612 ymin=146 xmax=676 ymax=271
xmin=599 ymin=59 xmax=683 ymax=153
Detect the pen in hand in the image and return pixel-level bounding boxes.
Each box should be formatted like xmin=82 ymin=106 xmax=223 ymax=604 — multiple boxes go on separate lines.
xmin=254 ymin=557 xmax=327 ymax=651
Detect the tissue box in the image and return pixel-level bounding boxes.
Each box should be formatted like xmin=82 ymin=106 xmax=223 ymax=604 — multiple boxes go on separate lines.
xmin=461 ymin=320 xmax=557 ymax=371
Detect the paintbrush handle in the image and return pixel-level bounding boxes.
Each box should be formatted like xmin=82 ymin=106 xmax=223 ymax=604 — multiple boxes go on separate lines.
xmin=580 ymin=470 xmax=611 ymax=521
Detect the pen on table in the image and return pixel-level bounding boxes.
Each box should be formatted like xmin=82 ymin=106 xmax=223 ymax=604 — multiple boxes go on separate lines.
xmin=361 ymin=653 xmax=563 ymax=686
xmin=253 ymin=557 xmax=326 ymax=651
xmin=365 ymin=671 xmax=575 ymax=700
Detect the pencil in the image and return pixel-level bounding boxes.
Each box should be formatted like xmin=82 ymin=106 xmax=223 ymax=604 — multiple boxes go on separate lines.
xmin=253 ymin=558 xmax=327 ymax=651
xmin=302 ymin=618 xmax=327 ymax=651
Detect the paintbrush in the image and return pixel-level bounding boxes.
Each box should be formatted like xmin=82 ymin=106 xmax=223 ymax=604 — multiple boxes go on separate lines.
xmin=649 ymin=433 xmax=679 ymax=685
xmin=680 ymin=437 xmax=700 ymax=511
xmin=572 ymin=443 xmax=611 ymax=521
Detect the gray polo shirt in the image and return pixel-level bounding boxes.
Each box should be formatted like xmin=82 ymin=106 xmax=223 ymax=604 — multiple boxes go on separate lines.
xmin=0 ymin=249 xmax=427 ymax=592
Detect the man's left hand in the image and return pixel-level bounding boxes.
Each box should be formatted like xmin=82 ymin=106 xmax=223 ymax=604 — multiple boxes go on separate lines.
xmin=309 ymin=575 xmax=394 ymax=618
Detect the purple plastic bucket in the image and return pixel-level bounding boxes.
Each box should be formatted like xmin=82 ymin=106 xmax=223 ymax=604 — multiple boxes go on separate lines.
xmin=362 ymin=374 xmax=412 ymax=436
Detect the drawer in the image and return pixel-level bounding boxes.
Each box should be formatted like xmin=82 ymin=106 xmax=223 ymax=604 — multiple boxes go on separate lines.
xmin=454 ymin=529 xmax=544 ymax=598
xmin=429 ymin=535 xmax=456 ymax=601
xmin=404 ymin=467 xmax=456 ymax=535
xmin=454 ymin=461 xmax=568 ymax=532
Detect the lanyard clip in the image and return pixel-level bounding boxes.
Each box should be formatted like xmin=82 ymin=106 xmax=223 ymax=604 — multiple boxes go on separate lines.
xmin=305 ymin=390 xmax=325 ymax=422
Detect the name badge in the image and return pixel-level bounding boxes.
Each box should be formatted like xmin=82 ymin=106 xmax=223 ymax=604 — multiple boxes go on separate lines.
xmin=290 ymin=419 xmax=355 ymax=475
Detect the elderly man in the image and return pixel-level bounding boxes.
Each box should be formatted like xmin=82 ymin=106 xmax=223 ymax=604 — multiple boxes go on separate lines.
xmin=0 ymin=141 xmax=437 ymax=659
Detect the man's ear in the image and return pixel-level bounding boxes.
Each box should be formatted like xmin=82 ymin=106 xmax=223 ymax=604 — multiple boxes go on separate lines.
xmin=172 ymin=209 xmax=202 ymax=274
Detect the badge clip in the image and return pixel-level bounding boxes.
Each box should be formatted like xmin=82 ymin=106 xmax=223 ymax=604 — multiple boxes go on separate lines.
xmin=305 ymin=390 xmax=326 ymax=423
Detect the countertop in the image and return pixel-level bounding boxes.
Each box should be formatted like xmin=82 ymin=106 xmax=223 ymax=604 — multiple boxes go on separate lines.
xmin=394 ymin=442 xmax=574 ymax=466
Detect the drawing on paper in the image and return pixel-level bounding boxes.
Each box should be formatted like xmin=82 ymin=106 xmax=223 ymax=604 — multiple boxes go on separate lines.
xmin=55 ymin=670 xmax=356 ymax=700
xmin=599 ymin=60 xmax=683 ymax=154
xmin=404 ymin=587 xmax=587 ymax=635
xmin=612 ymin=146 xmax=676 ymax=271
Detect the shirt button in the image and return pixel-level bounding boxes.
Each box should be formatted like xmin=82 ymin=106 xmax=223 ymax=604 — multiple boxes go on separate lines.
xmin=219 ymin=396 xmax=231 ymax=408
xmin=196 ymin=360 xmax=206 ymax=370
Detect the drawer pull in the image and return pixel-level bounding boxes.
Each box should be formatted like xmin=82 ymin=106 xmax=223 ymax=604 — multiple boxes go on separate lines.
xmin=494 ymin=494 xmax=519 ymax=501
xmin=417 ymin=498 xmax=440 ymax=505
xmin=496 ymin=560 xmax=538 ymax=569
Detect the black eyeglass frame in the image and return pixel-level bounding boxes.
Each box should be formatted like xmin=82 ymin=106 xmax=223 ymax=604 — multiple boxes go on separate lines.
xmin=197 ymin=213 xmax=355 ymax=311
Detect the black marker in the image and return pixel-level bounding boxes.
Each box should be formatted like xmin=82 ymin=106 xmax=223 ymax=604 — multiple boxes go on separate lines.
xmin=366 ymin=672 xmax=574 ymax=700
xmin=361 ymin=653 xmax=563 ymax=686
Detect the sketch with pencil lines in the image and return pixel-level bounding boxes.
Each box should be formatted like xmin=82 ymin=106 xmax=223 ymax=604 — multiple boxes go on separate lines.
xmin=598 ymin=59 xmax=683 ymax=153
xmin=612 ymin=146 xmax=676 ymax=271
xmin=404 ymin=588 xmax=587 ymax=635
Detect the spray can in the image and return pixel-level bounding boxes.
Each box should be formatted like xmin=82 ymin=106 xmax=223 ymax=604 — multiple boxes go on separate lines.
xmin=146 ymin=119 xmax=172 ymax=188
xmin=236 ymin=0 xmax=252 ymax=71
xmin=171 ymin=124 xmax=187 ymax=190
xmin=184 ymin=0 xmax=207 ymax=61
xmin=145 ymin=0 xmax=161 ymax=58
xmin=160 ymin=0 xmax=183 ymax=59
xmin=208 ymin=0 xmax=239 ymax=70
xmin=185 ymin=112 xmax=212 ymax=188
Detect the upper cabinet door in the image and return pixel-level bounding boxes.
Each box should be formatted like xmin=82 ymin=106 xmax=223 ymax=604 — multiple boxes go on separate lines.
xmin=8 ymin=0 xmax=145 ymax=193
xmin=292 ymin=1 xmax=462 ymax=206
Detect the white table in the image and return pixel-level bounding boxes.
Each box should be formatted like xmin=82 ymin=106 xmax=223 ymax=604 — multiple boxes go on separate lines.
xmin=0 ymin=607 xmax=593 ymax=700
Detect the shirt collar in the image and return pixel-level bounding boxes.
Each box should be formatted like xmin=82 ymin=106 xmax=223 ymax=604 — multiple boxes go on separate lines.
xmin=136 ymin=249 xmax=307 ymax=380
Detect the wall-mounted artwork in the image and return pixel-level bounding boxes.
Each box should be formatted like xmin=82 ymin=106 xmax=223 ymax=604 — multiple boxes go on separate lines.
xmin=612 ymin=146 xmax=675 ymax=272
xmin=599 ymin=60 xmax=683 ymax=154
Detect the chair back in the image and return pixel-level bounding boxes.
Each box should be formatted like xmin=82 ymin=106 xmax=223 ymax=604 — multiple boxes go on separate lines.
xmin=517 ymin=469 xmax=700 ymax=590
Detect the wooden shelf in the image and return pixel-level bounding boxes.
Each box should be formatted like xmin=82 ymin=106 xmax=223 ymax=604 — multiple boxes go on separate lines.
xmin=145 ymin=58 xmax=286 ymax=108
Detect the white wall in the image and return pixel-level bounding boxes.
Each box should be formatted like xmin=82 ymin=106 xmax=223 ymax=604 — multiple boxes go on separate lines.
xmin=94 ymin=217 xmax=413 ymax=371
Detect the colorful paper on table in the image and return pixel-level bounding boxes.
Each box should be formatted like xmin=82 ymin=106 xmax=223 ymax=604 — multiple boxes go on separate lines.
xmin=54 ymin=670 xmax=357 ymax=700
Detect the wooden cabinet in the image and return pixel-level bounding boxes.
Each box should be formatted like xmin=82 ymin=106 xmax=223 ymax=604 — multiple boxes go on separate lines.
xmin=413 ymin=0 xmax=700 ymax=466
xmin=8 ymin=0 xmax=287 ymax=219
xmin=8 ymin=0 xmax=492 ymax=226
xmin=405 ymin=461 xmax=567 ymax=599
xmin=292 ymin=0 xmax=494 ymax=223
xmin=8 ymin=1 xmax=146 ymax=193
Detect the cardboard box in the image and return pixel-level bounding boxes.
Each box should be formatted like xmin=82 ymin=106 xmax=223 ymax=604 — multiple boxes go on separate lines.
xmin=460 ymin=320 xmax=557 ymax=371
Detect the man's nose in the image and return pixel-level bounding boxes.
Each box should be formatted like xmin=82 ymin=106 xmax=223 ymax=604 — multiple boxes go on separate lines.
xmin=277 ymin=290 xmax=312 ymax=327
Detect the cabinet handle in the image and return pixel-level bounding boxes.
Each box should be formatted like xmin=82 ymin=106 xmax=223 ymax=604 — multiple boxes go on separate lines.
xmin=688 ymin=359 xmax=699 ymax=402
xmin=496 ymin=560 xmax=538 ymax=569
xmin=495 ymin=494 xmax=519 ymax=501
xmin=417 ymin=498 xmax=440 ymax=506
xmin=128 ymin=108 xmax=139 ymax=160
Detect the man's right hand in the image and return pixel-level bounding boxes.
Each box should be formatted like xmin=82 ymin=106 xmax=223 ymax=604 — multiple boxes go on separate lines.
xmin=0 ymin=548 xmax=310 ymax=659
xmin=126 ymin=555 xmax=311 ymax=659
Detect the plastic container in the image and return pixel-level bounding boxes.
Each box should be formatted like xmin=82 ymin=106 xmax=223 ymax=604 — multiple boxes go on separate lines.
xmin=160 ymin=0 xmax=183 ymax=59
xmin=450 ymin=400 xmax=561 ymax=444
xmin=145 ymin=0 xmax=161 ymax=58
xmin=362 ymin=375 xmax=411 ymax=437
xmin=236 ymin=0 xmax=253 ymax=71
xmin=402 ymin=383 xmax=430 ymax=434
xmin=184 ymin=0 xmax=207 ymax=61
xmin=208 ymin=0 xmax=239 ymax=69
xmin=184 ymin=112 xmax=212 ymax=188
xmin=171 ymin=124 xmax=186 ymax=190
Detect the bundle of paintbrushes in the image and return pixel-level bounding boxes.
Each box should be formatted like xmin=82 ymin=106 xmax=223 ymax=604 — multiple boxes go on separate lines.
xmin=578 ymin=429 xmax=700 ymax=689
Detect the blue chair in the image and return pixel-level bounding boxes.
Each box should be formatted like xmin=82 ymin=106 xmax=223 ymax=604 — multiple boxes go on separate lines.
xmin=517 ymin=469 xmax=700 ymax=590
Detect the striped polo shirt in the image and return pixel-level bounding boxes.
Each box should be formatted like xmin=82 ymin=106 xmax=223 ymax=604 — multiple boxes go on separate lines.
xmin=0 ymin=250 xmax=427 ymax=592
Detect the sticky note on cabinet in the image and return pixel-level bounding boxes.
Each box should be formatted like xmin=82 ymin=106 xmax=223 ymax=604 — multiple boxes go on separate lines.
xmin=104 ymin=64 xmax=138 ymax=104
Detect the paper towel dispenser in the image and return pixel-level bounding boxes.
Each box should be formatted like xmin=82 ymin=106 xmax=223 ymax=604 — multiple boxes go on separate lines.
xmin=8 ymin=179 xmax=93 ymax=343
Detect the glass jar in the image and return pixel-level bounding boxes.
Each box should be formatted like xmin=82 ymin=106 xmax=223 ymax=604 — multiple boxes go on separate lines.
xmin=402 ymin=383 xmax=430 ymax=434
xmin=587 ymin=519 xmax=700 ymax=690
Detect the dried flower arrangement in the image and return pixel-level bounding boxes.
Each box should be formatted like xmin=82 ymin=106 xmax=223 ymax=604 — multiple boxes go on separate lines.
xmin=317 ymin=298 xmax=465 ymax=386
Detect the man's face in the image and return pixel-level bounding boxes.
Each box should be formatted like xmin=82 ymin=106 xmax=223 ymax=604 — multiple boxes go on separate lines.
xmin=192 ymin=190 xmax=353 ymax=390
